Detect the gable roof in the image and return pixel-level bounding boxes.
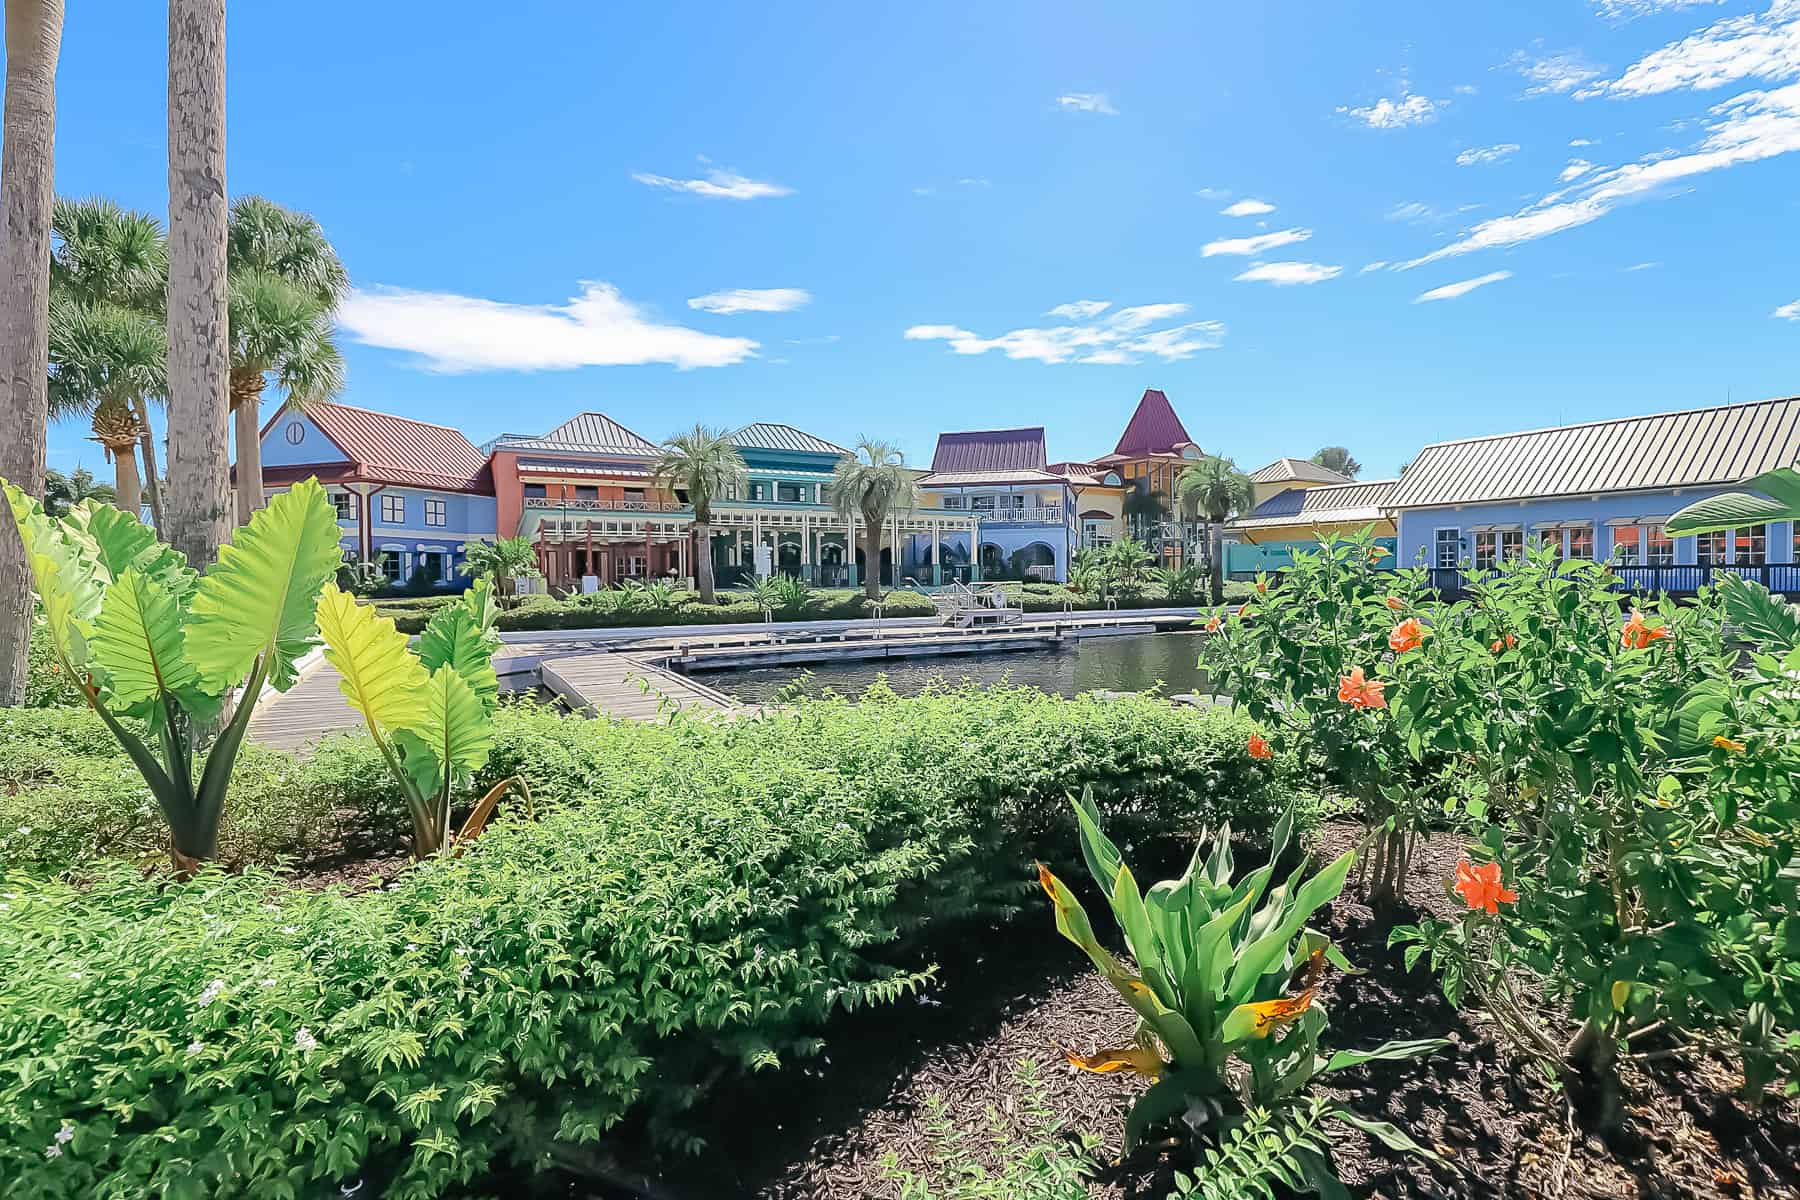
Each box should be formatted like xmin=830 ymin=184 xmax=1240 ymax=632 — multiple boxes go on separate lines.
xmin=1047 ymin=460 xmax=1117 ymax=487
xmin=1231 ymin=479 xmax=1398 ymax=531
xmin=1249 ymin=457 xmax=1352 ymax=486
xmin=729 ymin=422 xmax=848 ymax=457
xmin=1112 ymin=388 xmax=1196 ymax=457
xmin=492 ymin=411 xmax=660 ymax=457
xmin=1386 ymin=397 xmax=1800 ymax=510
xmin=266 ymin=401 xmax=492 ymax=493
xmin=930 ymin=427 xmax=1048 ymax=474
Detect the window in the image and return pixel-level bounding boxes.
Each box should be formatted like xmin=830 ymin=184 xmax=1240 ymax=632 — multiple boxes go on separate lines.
xmin=1566 ymin=525 xmax=1594 ymax=560
xmin=623 ymin=488 xmax=645 ymax=503
xmin=1696 ymin=529 xmax=1728 ymax=567
xmin=1536 ymin=527 xmax=1564 ymax=556
xmin=1499 ymin=530 xmax=1523 ymax=561
xmin=378 ymin=551 xmax=403 ymax=582
xmin=380 ymin=494 xmax=405 ymax=523
xmin=970 ymin=495 xmax=996 ymax=512
xmin=523 ymin=483 xmax=547 ymax=499
xmin=1611 ymin=525 xmax=1642 ymax=565
xmin=1645 ymin=524 xmax=1674 ymax=567
xmin=330 ymin=492 xmax=355 ymax=522
xmin=941 ymin=495 xmax=965 ymax=510
xmin=777 ymin=482 xmax=805 ymax=503
xmin=424 ymin=498 xmax=446 ymax=527
xmin=748 ymin=481 xmax=768 ymax=502
xmin=284 ymin=421 xmax=305 ymax=445
xmin=1473 ymin=531 xmax=1509 ymax=570
xmin=575 ymin=486 xmax=597 ymax=502
xmin=1434 ymin=528 xmax=1460 ymax=570
xmin=1732 ymin=524 xmax=1767 ymax=566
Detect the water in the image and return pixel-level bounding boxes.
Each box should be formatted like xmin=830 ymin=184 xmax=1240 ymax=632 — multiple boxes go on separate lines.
xmin=699 ymin=630 xmax=1219 ymax=704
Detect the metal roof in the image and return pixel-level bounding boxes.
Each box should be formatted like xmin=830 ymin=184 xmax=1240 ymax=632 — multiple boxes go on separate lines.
xmin=1231 ymin=479 xmax=1398 ymax=531
xmin=1386 ymin=397 xmax=1800 ymax=509
xmin=915 ymin=469 xmax=1069 ymax=488
xmin=493 ymin=412 xmax=660 ymax=456
xmin=930 ymin=427 xmax=1048 ymax=473
xmin=1248 ymin=457 xmax=1352 ymax=485
xmin=1112 ymin=388 xmax=1196 ymax=457
xmin=729 ymin=422 xmax=848 ymax=456
xmin=273 ymin=401 xmax=493 ymax=493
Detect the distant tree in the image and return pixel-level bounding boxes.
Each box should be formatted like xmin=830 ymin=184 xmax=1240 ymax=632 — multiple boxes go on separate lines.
xmin=1122 ymin=483 xmax=1168 ymax=540
xmin=652 ymin=424 xmax=746 ymax=605
xmin=830 ymin=438 xmax=917 ymax=601
xmin=42 ymin=465 xmax=114 ymax=515
xmin=460 ymin=536 xmax=540 ymax=605
xmin=1311 ymin=446 xmax=1362 ymax=478
xmin=1176 ymin=455 xmax=1254 ymax=606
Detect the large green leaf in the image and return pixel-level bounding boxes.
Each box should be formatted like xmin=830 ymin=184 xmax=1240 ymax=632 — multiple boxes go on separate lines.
xmin=1321 ymin=1037 xmax=1450 ymax=1075
xmin=314 ymin=582 xmax=429 ymax=735
xmin=1227 ymin=849 xmax=1355 ymax=1004
xmin=396 ymin=664 xmax=493 ymax=798
xmin=185 ymin=478 xmax=344 ymax=692
xmin=1665 ymin=469 xmax=1800 ymax=536
xmin=92 ymin=568 xmax=198 ymax=710
xmin=63 ymin=501 xmax=194 ymax=596
xmin=3 ymin=481 xmax=103 ymax=677
xmin=1713 ymin=573 xmax=1800 ymax=652
xmin=415 ymin=604 xmax=500 ymax=712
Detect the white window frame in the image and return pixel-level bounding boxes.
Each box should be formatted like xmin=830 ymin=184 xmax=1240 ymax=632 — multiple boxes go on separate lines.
xmin=380 ymin=494 xmax=405 ymax=523
xmin=1433 ymin=527 xmax=1460 ymax=570
xmin=331 ymin=492 xmax=355 ymax=522
xmin=1645 ymin=524 xmax=1674 ymax=567
xmin=424 ymin=498 xmax=447 ymax=527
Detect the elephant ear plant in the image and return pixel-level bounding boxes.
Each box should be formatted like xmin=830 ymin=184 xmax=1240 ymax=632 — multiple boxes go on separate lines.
xmin=314 ymin=573 xmax=530 ymax=857
xmin=1039 ymin=791 xmax=1447 ymax=1195
xmin=2 ymin=476 xmax=343 ymax=872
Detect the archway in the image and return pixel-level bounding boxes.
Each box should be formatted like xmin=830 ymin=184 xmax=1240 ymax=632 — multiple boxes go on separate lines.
xmin=1009 ymin=541 xmax=1056 ymax=580
xmin=979 ymin=542 xmax=1006 ymax=579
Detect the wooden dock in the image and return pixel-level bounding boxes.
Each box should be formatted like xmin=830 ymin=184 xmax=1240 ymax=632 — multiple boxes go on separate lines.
xmin=540 ymin=653 xmax=739 ymax=719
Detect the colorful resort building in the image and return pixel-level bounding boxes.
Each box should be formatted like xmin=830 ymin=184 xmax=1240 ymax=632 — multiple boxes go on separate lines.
xmin=256 ymin=401 xmax=496 ymax=586
xmin=914 ymin=427 xmax=1079 ymax=581
xmin=1226 ymin=458 xmax=1397 ymax=576
xmin=1088 ymin=387 xmax=1207 ymax=566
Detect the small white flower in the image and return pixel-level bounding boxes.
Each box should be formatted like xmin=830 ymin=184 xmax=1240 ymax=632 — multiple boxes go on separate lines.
xmin=68 ymin=971 xmax=81 ymax=981
xmin=186 ymin=1040 xmax=205 ymax=1057
xmin=196 ymin=979 xmax=226 ymax=1007
xmin=294 ymin=1027 xmax=319 ymax=1053
xmin=16 ymin=826 xmax=30 ymax=836
xmin=259 ymin=978 xmax=276 ymax=988
xmin=281 ymin=925 xmax=298 ymax=936
xmin=44 ymin=1144 xmax=62 ymax=1160
xmin=55 ymin=1122 xmax=74 ymax=1145
xmin=458 ymin=964 xmax=472 ymax=981
xmin=405 ymin=943 xmax=417 ymax=953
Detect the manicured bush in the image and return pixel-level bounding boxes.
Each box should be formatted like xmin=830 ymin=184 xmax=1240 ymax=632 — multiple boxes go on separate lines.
xmin=0 ymin=690 xmax=1298 ymax=1197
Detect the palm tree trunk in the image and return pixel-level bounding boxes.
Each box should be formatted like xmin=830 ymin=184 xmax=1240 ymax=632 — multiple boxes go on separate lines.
xmin=0 ymin=0 xmax=63 ymax=706
xmin=694 ymin=519 xmax=716 ymax=605
xmin=109 ymin=442 xmax=142 ymax=516
xmin=862 ymin=518 xmax=883 ymax=602
xmin=164 ymin=0 xmax=231 ymax=567
xmin=231 ymin=371 xmax=266 ymax=526
xmin=132 ymin=396 xmax=166 ymax=532
xmin=1209 ymin=519 xmax=1225 ymax=606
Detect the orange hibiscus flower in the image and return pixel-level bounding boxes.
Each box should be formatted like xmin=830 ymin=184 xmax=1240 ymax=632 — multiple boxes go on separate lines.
xmin=1247 ymin=733 xmax=1273 ymax=760
xmin=1205 ymin=612 xmax=1224 ymax=632
xmin=1388 ymin=618 xmax=1427 ymax=653
xmin=1385 ymin=596 xmax=1405 ymax=611
xmin=1337 ymin=667 xmax=1387 ymax=710
xmin=1453 ymin=859 xmax=1517 ymax=915
xmin=1255 ymin=577 xmax=1269 ymax=595
xmin=1620 ymin=610 xmax=1672 ymax=650
xmin=1489 ymin=633 xmax=1518 ymax=653
xmin=1712 ymin=734 xmax=1747 ymax=753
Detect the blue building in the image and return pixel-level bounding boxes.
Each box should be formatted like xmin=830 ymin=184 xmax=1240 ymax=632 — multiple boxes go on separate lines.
xmin=915 ymin=427 xmax=1076 ymax=581
xmin=257 ymin=401 xmax=497 ymax=586
xmin=1388 ymin=397 xmax=1800 ymax=595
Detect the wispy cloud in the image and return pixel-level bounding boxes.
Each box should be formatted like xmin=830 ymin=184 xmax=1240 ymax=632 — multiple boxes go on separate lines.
xmin=632 ymin=168 xmax=793 ymax=200
xmin=1234 ymin=262 xmax=1343 ymax=286
xmin=1222 ymin=198 xmax=1276 ymax=217
xmin=1509 ymin=49 xmax=1607 ymax=95
xmin=1570 ymin=137 xmax=1599 ymax=146
xmin=1338 ymin=88 xmax=1440 ymax=128
xmin=1560 ymin=158 xmax=1596 ymax=181
xmin=1775 ymin=299 xmax=1800 ymax=320
xmin=1414 ymin=271 xmax=1513 ymax=303
xmin=1456 ymin=143 xmax=1522 ymax=166
xmin=1594 ymin=0 xmax=1725 ymax=19
xmin=1202 ymin=227 xmax=1312 ymax=256
xmin=1578 ymin=1 xmax=1800 ymax=99
xmin=1402 ymin=80 xmax=1800 ymax=267
xmin=686 ymin=288 xmax=812 ymax=315
xmin=1057 ymin=92 xmax=1118 ymax=115
xmin=1359 ymin=261 xmax=1390 ymax=274
xmin=1625 ymin=260 xmax=1662 ymax=271
xmin=1195 ymin=186 xmax=1231 ymax=200
xmin=903 ymin=302 xmax=1223 ymax=365
xmin=339 ymin=282 xmax=757 ymax=372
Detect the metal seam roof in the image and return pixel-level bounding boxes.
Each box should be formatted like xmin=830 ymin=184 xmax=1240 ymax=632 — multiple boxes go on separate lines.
xmin=728 ymin=422 xmax=848 ymax=456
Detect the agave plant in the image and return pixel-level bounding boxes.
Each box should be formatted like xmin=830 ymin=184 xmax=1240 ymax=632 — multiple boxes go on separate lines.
xmin=772 ymin=574 xmax=813 ymax=613
xmin=1039 ymin=792 xmax=1445 ymax=1193
xmin=1151 ymin=564 xmax=1205 ymax=606
xmin=746 ymin=575 xmax=783 ymax=620
xmin=2 ymin=477 xmax=343 ymax=871
xmin=314 ymin=575 xmax=530 ymax=858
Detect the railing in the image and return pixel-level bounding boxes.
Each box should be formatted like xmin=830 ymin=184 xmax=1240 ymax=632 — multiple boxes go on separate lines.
xmin=967 ymin=506 xmax=1065 ymax=524
xmin=524 ymin=497 xmax=689 ymax=513
xmin=1428 ymin=563 xmax=1800 ymax=597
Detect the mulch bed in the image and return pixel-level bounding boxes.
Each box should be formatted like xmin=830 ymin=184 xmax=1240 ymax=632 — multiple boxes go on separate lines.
xmin=652 ymin=821 xmax=1800 ymax=1200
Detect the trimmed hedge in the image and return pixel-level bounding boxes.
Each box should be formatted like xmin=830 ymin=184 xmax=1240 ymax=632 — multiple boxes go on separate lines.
xmin=0 ymin=689 xmax=1302 ymax=1197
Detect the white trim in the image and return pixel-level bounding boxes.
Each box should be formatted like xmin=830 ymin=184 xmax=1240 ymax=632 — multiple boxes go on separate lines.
xmin=378 ymin=542 xmax=407 ymax=552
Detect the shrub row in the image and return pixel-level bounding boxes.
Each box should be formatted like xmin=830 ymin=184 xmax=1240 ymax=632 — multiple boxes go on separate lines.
xmin=0 ymin=687 xmax=1302 ymax=1197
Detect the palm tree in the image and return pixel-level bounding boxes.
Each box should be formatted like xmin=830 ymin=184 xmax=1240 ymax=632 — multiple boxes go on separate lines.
xmin=0 ymin=0 xmax=65 ymax=706
xmin=458 ymin=536 xmax=540 ymax=606
xmin=48 ymin=297 xmax=167 ymax=517
xmin=1176 ymin=455 xmax=1253 ymax=605
xmin=226 ymin=196 xmax=348 ymax=525
xmin=1311 ymin=446 xmax=1362 ymax=479
xmin=43 ymin=465 xmax=115 ymax=515
xmin=830 ymin=438 xmax=917 ymax=602
xmin=1122 ymin=483 xmax=1167 ymax=542
xmin=652 ymin=425 xmax=746 ymax=605
xmin=165 ymin=0 xmax=232 ymax=569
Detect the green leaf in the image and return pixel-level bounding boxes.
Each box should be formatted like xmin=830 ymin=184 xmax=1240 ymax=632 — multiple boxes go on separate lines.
xmin=2 ymin=480 xmax=103 ymax=676
xmin=63 ymin=501 xmax=193 ymax=596
xmin=404 ymin=663 xmax=494 ymax=783
xmin=1666 ymin=469 xmax=1800 ymax=535
xmin=314 ymin=582 xmax=430 ymax=735
xmin=1322 ymin=1038 xmax=1450 ymax=1074
xmin=185 ymin=478 xmax=344 ymax=692
xmin=1331 ymin=1108 xmax=1445 ymax=1165
xmin=92 ymin=568 xmax=198 ymax=708
xmin=1228 ymin=849 xmax=1355 ymax=1004
xmin=1713 ymin=573 xmax=1800 ymax=652
xmin=415 ymin=603 xmax=500 ymax=712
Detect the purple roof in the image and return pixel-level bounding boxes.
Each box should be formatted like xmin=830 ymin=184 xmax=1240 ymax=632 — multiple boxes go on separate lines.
xmin=930 ymin=427 xmax=1048 ymax=473
xmin=1112 ymin=388 xmax=1195 ymax=457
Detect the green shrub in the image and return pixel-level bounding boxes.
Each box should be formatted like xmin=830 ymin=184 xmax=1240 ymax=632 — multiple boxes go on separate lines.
xmin=25 ymin=611 xmax=85 ymax=708
xmin=0 ymin=689 xmax=1297 ymax=1196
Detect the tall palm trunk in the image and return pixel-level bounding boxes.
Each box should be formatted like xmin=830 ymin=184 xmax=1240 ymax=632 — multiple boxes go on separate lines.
xmin=693 ymin=517 xmax=716 ymax=605
xmin=132 ymin=396 xmax=165 ymax=531
xmin=231 ymin=370 xmax=265 ymax=526
xmin=105 ymin=438 xmax=143 ymax=516
xmin=862 ymin=516 xmax=883 ymax=601
xmin=1208 ymin=517 xmax=1226 ymax=606
xmin=0 ymin=0 xmax=63 ymax=706
xmin=164 ymin=0 xmax=231 ymax=566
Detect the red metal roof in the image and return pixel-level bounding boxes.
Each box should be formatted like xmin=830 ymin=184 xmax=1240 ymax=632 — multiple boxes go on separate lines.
xmin=268 ymin=401 xmax=494 ymax=494
xmin=929 ymin=427 xmax=1048 ymax=474
xmin=1111 ymin=388 xmax=1196 ymax=457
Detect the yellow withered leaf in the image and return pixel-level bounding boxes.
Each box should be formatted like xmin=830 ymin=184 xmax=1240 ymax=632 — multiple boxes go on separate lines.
xmin=1236 ymin=989 xmax=1317 ymax=1039
xmin=1062 ymin=1044 xmax=1166 ymax=1078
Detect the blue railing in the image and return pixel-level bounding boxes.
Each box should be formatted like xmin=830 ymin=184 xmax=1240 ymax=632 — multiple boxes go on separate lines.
xmin=1428 ymin=564 xmax=1800 ymax=597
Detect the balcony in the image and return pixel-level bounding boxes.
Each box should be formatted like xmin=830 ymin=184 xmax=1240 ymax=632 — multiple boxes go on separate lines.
xmin=970 ymin=506 xmax=1065 ymax=525
xmin=1426 ymin=563 xmax=1800 ymax=598
xmin=524 ymin=497 xmax=689 ymax=514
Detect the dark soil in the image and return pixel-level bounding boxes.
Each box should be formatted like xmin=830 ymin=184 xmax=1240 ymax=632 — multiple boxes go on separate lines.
xmin=650 ymin=820 xmax=1800 ymax=1200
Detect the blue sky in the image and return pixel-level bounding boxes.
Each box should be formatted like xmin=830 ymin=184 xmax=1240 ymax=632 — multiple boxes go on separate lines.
xmin=34 ymin=0 xmax=1800 ymax=482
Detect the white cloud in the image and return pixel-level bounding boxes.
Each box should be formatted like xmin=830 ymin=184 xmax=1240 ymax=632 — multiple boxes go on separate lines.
xmin=338 ymin=282 xmax=757 ymax=372
xmin=1560 ymin=157 xmax=1597 ymax=181
xmin=1403 ymin=80 xmax=1800 ymax=267
xmin=1222 ymin=198 xmax=1276 ymax=216
xmin=1359 ymin=261 xmax=1391 ymax=274
xmin=1057 ymin=92 xmax=1118 ymax=115
xmin=632 ymin=168 xmax=793 ymax=200
xmin=1595 ymin=0 xmax=1725 ymax=19
xmin=1202 ymin=227 xmax=1313 ymax=256
xmin=1338 ymin=89 xmax=1440 ymax=128
xmin=1579 ymin=2 xmax=1800 ymax=99
xmin=903 ymin=302 xmax=1223 ymax=365
xmin=1414 ymin=271 xmax=1514 ymax=302
xmin=1195 ymin=186 xmax=1231 ymax=200
xmin=1625 ymin=260 xmax=1663 ymax=270
xmin=1510 ymin=49 xmax=1607 ymax=95
xmin=1775 ymin=299 xmax=1800 ymax=319
xmin=1456 ymin=143 xmax=1521 ymax=166
xmin=1234 ymin=261 xmax=1343 ymax=286
xmin=686 ymin=288 xmax=811 ymax=315
xmin=1047 ymin=300 xmax=1111 ymax=319
xmin=1570 ymin=137 xmax=1599 ymax=146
